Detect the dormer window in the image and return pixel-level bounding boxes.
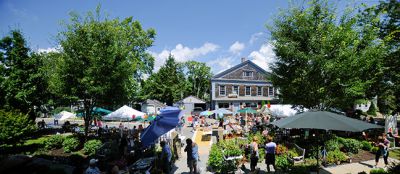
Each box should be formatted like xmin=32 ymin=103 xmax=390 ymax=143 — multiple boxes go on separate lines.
xmin=243 ymin=71 xmax=253 ymax=77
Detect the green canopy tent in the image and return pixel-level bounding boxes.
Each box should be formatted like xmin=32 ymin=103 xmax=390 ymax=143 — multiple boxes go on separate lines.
xmin=237 ymin=107 xmax=257 ymax=114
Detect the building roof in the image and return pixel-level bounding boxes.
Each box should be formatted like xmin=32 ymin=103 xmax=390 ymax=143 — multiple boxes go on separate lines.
xmin=176 ymin=95 xmax=206 ymax=104
xmin=212 ymin=60 xmax=270 ymax=79
xmin=144 ymin=99 xmax=167 ymax=107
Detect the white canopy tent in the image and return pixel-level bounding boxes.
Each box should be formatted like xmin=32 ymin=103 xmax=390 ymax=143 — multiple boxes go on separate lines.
xmin=103 ymin=105 xmax=145 ymax=121
xmin=54 ymin=111 xmax=77 ymax=121
xmin=269 ymin=104 xmax=303 ymax=118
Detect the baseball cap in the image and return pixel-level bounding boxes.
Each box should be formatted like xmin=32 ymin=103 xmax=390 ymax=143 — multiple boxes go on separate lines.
xmin=89 ymin=159 xmax=98 ymax=165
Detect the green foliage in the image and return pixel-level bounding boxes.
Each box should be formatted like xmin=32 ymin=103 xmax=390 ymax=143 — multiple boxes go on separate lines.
xmin=325 ymin=139 xmax=340 ymax=152
xmin=387 ymin=162 xmax=400 ymax=174
xmin=184 ymin=61 xmax=213 ymax=101
xmin=0 ymin=110 xmax=37 ymax=145
xmin=62 ymin=136 xmax=79 ymax=153
xmin=369 ymin=168 xmax=388 ymax=174
xmin=371 ymin=146 xmax=379 ymax=154
xmin=326 ymin=150 xmax=347 ymax=164
xmin=53 ymin=6 xmax=156 ymax=135
xmin=269 ymin=0 xmax=386 ymax=109
xmin=219 ymin=139 xmax=243 ymax=157
xmin=287 ymin=149 xmax=299 ymax=158
xmin=45 ymin=135 xmax=65 ymax=149
xmin=337 ymin=137 xmax=362 ymax=154
xmin=361 ymin=141 xmax=373 ymax=151
xmin=207 ymin=144 xmax=224 ymax=172
xmin=367 ymin=102 xmax=377 ymax=116
xmin=0 ymin=30 xmax=51 ymax=118
xmin=141 ymin=55 xmax=186 ymax=105
xmin=83 ymin=139 xmax=102 ymax=156
xmin=276 ymin=154 xmax=292 ymax=171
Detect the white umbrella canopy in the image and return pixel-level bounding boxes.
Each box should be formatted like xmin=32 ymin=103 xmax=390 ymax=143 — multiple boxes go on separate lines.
xmin=103 ymin=105 xmax=145 ymax=121
xmin=54 ymin=111 xmax=77 ymax=121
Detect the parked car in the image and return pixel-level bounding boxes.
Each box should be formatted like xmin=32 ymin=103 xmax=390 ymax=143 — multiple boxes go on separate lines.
xmin=191 ymin=107 xmax=203 ymax=116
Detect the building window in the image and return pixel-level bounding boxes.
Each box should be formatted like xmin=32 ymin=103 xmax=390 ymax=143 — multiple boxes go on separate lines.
xmin=245 ymin=86 xmax=251 ymax=96
xmin=219 ymin=85 xmax=226 ymax=96
xmin=268 ymin=87 xmax=274 ymax=96
xmin=257 ymin=86 xmax=262 ymax=96
xmin=243 ymin=71 xmax=253 ymax=77
xmin=232 ymin=85 xmax=239 ymax=94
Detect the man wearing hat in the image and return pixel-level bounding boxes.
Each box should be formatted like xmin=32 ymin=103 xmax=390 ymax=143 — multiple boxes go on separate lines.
xmin=86 ymin=159 xmax=101 ymax=174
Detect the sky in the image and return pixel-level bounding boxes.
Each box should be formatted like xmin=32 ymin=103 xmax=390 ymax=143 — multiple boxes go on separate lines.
xmin=0 ymin=0 xmax=377 ymax=74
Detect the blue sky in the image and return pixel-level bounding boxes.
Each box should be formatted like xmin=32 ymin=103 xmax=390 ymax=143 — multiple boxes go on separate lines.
xmin=0 ymin=0 xmax=376 ymax=74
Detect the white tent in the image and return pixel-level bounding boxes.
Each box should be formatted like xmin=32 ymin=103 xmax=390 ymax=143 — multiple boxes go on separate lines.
xmin=55 ymin=111 xmax=77 ymax=121
xmin=103 ymin=105 xmax=145 ymax=121
xmin=269 ymin=104 xmax=302 ymax=118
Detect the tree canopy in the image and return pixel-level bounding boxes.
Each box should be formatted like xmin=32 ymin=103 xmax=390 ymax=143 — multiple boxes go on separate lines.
xmin=0 ymin=30 xmax=50 ymax=119
xmin=52 ymin=7 xmax=155 ymax=136
xmin=269 ymin=0 xmax=386 ymax=110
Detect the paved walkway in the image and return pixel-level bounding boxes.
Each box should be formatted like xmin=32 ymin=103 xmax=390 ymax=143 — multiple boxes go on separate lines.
xmin=321 ymin=157 xmax=399 ymax=174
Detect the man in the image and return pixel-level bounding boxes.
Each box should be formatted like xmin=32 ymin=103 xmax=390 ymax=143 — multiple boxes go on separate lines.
xmin=185 ymin=138 xmax=198 ymax=174
xmin=85 ymin=159 xmax=101 ymax=174
xmin=265 ymin=136 xmax=276 ymax=173
xmin=160 ymin=141 xmax=172 ymax=174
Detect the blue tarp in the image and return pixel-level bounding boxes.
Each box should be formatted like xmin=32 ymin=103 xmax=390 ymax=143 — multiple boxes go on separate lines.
xmin=140 ymin=107 xmax=183 ymax=148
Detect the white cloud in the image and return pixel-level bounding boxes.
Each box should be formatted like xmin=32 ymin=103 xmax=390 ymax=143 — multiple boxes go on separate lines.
xmin=150 ymin=42 xmax=219 ymax=71
xmin=37 ymin=46 xmax=61 ymax=53
xmin=207 ymin=57 xmax=234 ymax=74
xmin=229 ymin=41 xmax=245 ymax=54
xmin=249 ymin=32 xmax=264 ymax=44
xmin=248 ymin=43 xmax=276 ymax=72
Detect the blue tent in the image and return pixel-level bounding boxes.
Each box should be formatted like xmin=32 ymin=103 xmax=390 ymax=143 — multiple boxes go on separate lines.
xmin=140 ymin=107 xmax=183 ymax=147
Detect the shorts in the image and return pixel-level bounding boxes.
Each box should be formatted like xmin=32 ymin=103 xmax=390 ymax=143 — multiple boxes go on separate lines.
xmin=265 ymin=153 xmax=275 ymax=165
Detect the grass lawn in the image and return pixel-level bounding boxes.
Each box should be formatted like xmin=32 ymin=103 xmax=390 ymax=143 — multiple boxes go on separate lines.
xmin=389 ymin=149 xmax=400 ymax=160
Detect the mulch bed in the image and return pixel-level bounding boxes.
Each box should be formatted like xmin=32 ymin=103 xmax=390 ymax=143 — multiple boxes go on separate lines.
xmin=350 ymin=150 xmax=375 ymax=163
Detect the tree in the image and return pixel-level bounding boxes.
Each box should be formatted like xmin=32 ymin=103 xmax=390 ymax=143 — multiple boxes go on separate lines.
xmin=184 ymin=61 xmax=212 ymax=101
xmin=0 ymin=110 xmax=36 ymax=146
xmin=52 ymin=7 xmax=155 ymax=137
xmin=142 ymin=55 xmax=186 ymax=105
xmin=269 ymin=0 xmax=386 ymax=110
xmin=0 ymin=30 xmax=50 ymax=119
xmin=363 ymin=0 xmax=400 ymax=114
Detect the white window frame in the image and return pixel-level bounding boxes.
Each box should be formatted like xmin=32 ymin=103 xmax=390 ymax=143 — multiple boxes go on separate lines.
xmin=243 ymin=71 xmax=253 ymax=77
xmin=268 ymin=87 xmax=274 ymax=96
xmin=245 ymin=86 xmax=251 ymax=96
xmin=219 ymin=85 xmax=226 ymax=96
xmin=232 ymin=85 xmax=239 ymax=94
xmin=257 ymin=86 xmax=263 ymax=96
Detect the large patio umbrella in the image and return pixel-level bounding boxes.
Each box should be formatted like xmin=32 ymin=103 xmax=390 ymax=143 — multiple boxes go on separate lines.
xmin=271 ymin=110 xmax=382 ymax=172
xmin=271 ymin=111 xmax=382 ymax=132
xmin=141 ymin=107 xmax=183 ymax=147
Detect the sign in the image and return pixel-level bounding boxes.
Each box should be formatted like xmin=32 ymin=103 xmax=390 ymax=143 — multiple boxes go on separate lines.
xmin=228 ymin=93 xmax=238 ymax=98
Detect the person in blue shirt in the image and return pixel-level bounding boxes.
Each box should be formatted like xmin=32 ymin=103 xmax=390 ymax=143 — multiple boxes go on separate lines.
xmin=185 ymin=138 xmax=199 ymax=174
xmin=160 ymin=141 xmax=172 ymax=174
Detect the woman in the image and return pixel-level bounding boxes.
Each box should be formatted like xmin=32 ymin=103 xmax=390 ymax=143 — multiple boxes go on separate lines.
xmin=375 ymin=135 xmax=390 ymax=168
xmin=250 ymin=136 xmax=259 ymax=172
xmin=265 ymin=136 xmax=276 ymax=173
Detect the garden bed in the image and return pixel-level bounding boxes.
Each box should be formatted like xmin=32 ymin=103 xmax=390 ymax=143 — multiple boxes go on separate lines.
xmin=350 ymin=150 xmax=375 ymax=163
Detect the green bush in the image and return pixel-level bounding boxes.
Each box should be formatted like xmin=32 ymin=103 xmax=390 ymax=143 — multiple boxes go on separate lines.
xmin=369 ymin=168 xmax=388 ymax=174
xmin=326 ymin=139 xmax=340 ymax=152
xmin=288 ymin=149 xmax=299 ymax=158
xmin=63 ymin=137 xmax=79 ymax=153
xmin=45 ymin=135 xmax=65 ymax=149
xmin=276 ymin=154 xmax=292 ymax=171
xmin=208 ymin=144 xmax=224 ymax=173
xmin=338 ymin=137 xmax=362 ymax=154
xmin=0 ymin=110 xmax=37 ymax=146
xmin=83 ymin=139 xmax=102 ymax=156
xmin=219 ymin=139 xmax=243 ymax=157
xmin=361 ymin=141 xmax=373 ymax=151
xmin=326 ymin=150 xmax=347 ymax=164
